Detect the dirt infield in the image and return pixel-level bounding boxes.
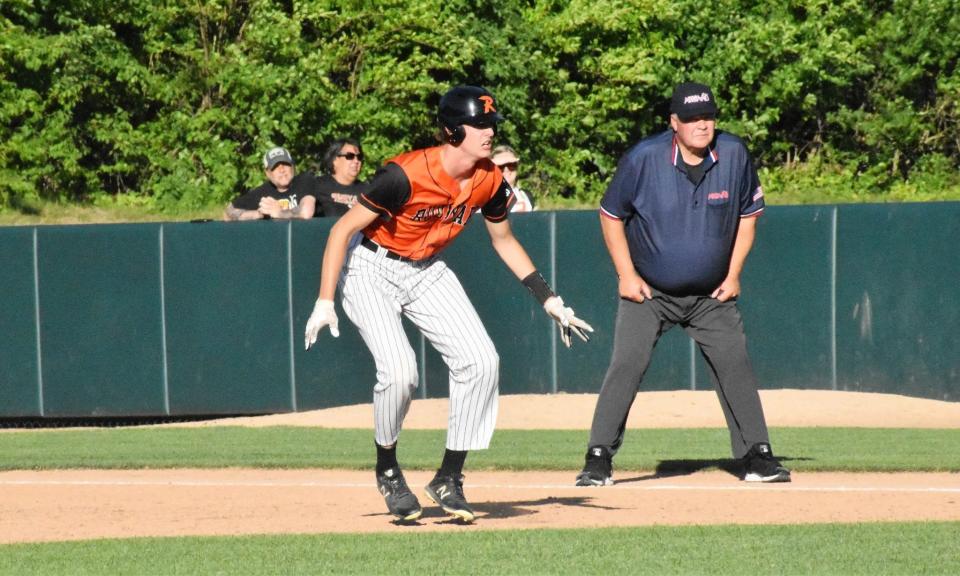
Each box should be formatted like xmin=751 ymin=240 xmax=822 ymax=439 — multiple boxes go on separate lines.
xmin=1 ymin=470 xmax=957 ymax=543
xmin=1 ymin=390 xmax=958 ymax=543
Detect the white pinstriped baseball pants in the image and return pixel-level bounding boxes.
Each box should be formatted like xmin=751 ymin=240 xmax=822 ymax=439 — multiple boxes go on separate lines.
xmin=338 ymin=239 xmax=500 ymax=451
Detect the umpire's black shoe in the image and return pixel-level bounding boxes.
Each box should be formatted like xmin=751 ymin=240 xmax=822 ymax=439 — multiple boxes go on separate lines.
xmin=575 ymin=446 xmax=614 ymax=486
xmin=742 ymin=442 xmax=791 ymax=483
xmin=424 ymin=473 xmax=475 ymax=523
xmin=376 ymin=466 xmax=423 ymax=522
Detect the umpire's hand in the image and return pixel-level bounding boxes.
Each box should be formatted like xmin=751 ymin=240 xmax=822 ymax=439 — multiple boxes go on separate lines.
xmin=304 ymin=298 xmax=340 ymax=350
xmin=543 ymin=296 xmax=594 ymax=348
xmin=619 ymin=270 xmax=653 ymax=303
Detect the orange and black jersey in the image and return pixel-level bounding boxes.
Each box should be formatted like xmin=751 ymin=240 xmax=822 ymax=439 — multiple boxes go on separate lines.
xmin=358 ymin=146 xmax=515 ymax=260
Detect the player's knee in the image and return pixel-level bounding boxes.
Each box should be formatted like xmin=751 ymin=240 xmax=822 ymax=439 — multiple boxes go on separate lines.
xmin=470 ymin=342 xmax=499 ymax=381
xmin=374 ymin=360 xmax=419 ymax=393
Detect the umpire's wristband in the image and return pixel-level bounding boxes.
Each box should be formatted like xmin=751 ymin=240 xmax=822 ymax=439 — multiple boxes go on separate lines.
xmin=521 ymin=271 xmax=556 ymax=305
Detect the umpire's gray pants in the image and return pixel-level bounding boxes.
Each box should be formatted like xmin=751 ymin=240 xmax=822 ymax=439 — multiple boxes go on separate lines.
xmin=588 ymin=291 xmax=770 ymax=459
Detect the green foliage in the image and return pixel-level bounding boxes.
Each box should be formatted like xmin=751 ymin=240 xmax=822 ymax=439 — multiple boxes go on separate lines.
xmin=2 ymin=0 xmax=960 ymax=212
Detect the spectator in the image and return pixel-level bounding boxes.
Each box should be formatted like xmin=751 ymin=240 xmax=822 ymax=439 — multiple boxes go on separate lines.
xmin=223 ymin=147 xmax=318 ymax=221
xmin=315 ymin=138 xmax=364 ymax=218
xmin=491 ymin=144 xmax=535 ymax=212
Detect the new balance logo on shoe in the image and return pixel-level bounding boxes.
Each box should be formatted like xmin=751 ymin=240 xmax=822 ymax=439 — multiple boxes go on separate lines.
xmin=376 ymin=467 xmax=422 ymax=522
xmin=425 ymin=474 xmax=475 ymax=523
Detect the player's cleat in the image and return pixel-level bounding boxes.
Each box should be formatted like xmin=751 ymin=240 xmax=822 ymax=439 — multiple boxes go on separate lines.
xmin=376 ymin=466 xmax=423 ymax=522
xmin=742 ymin=442 xmax=791 ymax=483
xmin=575 ymin=446 xmax=614 ymax=486
xmin=424 ymin=474 xmax=475 ymax=523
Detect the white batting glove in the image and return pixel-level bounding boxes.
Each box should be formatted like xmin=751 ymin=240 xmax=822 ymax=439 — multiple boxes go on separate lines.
xmin=304 ymin=298 xmax=340 ymax=350
xmin=543 ymin=296 xmax=594 ymax=348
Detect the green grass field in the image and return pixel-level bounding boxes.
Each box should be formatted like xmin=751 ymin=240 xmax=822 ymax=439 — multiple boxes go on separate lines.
xmin=2 ymin=427 xmax=958 ymax=472
xmin=1 ymin=426 xmax=958 ymax=575
xmin=1 ymin=523 xmax=957 ymax=575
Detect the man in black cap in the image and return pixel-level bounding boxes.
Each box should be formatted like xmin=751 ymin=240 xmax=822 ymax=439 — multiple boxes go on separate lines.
xmin=224 ymin=146 xmax=319 ymax=220
xmin=574 ymin=81 xmax=791 ymax=487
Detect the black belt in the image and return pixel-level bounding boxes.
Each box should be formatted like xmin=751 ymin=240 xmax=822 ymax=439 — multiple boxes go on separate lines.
xmin=361 ymin=236 xmax=414 ymax=262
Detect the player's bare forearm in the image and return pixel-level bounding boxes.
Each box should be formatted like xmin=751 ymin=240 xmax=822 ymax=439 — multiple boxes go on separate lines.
xmin=317 ymin=203 xmax=379 ymax=300
xmin=485 ymin=218 xmax=536 ymax=279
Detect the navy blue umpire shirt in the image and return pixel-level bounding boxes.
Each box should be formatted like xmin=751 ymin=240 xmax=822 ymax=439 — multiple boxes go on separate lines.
xmin=600 ymin=129 xmax=765 ymax=296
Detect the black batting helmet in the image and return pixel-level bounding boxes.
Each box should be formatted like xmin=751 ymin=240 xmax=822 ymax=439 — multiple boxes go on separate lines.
xmin=437 ymin=85 xmax=504 ymax=145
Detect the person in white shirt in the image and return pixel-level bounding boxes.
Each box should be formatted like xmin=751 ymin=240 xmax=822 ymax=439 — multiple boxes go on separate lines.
xmin=491 ymin=145 xmax=535 ymax=212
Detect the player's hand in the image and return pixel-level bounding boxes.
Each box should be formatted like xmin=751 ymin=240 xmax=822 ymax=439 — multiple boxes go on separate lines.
xmin=304 ymin=298 xmax=340 ymax=350
xmin=543 ymin=296 xmax=594 ymax=348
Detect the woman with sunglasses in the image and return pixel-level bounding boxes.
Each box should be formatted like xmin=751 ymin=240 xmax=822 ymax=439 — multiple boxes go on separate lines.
xmin=316 ymin=138 xmax=365 ymax=218
xmin=491 ymin=145 xmax=535 ymax=212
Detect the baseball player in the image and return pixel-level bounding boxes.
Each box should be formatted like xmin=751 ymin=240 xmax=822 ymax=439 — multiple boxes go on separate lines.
xmin=575 ymin=81 xmax=790 ymax=487
xmin=304 ymin=85 xmax=593 ymax=523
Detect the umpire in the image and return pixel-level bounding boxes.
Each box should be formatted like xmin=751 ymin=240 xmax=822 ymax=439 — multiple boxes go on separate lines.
xmin=575 ymin=81 xmax=791 ymax=486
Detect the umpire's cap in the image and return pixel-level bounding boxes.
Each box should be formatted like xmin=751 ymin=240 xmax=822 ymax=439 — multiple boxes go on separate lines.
xmin=670 ymin=82 xmax=718 ymax=121
xmin=438 ymin=86 xmax=504 ymax=144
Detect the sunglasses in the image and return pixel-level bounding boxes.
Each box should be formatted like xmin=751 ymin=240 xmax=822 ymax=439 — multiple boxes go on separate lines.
xmin=337 ymin=152 xmax=364 ymax=161
xmin=496 ymin=161 xmax=518 ymax=171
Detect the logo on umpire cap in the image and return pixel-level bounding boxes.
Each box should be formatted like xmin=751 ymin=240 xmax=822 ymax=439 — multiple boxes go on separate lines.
xmin=683 ymin=92 xmax=712 ymax=105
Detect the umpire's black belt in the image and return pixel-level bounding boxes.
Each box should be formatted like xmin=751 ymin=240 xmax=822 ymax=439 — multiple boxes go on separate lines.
xmin=361 ymin=236 xmax=415 ymax=262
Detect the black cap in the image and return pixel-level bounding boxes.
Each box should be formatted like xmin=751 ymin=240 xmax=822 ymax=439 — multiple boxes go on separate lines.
xmin=438 ymin=85 xmax=504 ymax=129
xmin=670 ymin=82 xmax=718 ymax=121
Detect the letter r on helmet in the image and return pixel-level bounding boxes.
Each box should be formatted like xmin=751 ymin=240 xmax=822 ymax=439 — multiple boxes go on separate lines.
xmin=479 ymin=95 xmax=495 ymax=113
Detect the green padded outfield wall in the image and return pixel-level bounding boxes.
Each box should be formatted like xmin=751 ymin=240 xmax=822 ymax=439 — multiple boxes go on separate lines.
xmin=162 ymin=222 xmax=293 ymax=415
xmin=37 ymin=224 xmax=165 ymax=417
xmin=0 ymin=227 xmax=40 ymax=416
xmin=0 ymin=203 xmax=957 ymax=419
xmin=835 ymin=203 xmax=960 ymax=399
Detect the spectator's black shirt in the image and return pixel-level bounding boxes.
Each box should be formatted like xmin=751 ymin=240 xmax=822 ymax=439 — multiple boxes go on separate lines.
xmin=315 ymin=174 xmax=361 ymax=218
xmin=231 ymin=172 xmax=320 ymax=214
